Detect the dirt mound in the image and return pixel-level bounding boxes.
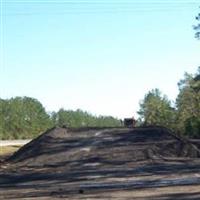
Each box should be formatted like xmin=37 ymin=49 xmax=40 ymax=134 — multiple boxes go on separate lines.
xmin=7 ymin=126 xmax=200 ymax=167
xmin=1 ymin=127 xmax=200 ymax=200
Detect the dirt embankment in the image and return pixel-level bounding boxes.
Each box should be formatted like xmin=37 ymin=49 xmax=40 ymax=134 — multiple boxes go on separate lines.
xmin=1 ymin=127 xmax=200 ymax=200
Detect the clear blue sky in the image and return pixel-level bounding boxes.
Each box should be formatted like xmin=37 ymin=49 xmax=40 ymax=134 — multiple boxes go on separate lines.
xmin=0 ymin=0 xmax=200 ymax=119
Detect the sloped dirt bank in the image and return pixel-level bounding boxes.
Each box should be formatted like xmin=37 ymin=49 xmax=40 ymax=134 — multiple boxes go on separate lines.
xmin=0 ymin=127 xmax=200 ymax=199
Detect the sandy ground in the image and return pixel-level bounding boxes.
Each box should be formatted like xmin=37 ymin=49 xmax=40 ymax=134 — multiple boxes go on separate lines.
xmin=0 ymin=140 xmax=31 ymax=147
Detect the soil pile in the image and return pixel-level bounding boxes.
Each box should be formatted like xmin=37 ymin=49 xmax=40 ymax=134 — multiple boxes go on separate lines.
xmin=7 ymin=126 xmax=200 ymax=167
xmin=1 ymin=127 xmax=200 ymax=200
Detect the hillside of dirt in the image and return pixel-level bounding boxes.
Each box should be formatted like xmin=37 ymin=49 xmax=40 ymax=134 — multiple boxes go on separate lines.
xmin=1 ymin=126 xmax=200 ymax=200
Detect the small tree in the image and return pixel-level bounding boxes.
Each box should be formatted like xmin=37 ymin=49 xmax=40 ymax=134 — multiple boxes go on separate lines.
xmin=138 ymin=89 xmax=175 ymax=128
xmin=0 ymin=97 xmax=52 ymax=139
xmin=176 ymin=68 xmax=200 ymax=136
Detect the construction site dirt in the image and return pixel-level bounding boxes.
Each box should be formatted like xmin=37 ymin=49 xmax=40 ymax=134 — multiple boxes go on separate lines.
xmin=1 ymin=127 xmax=200 ymax=200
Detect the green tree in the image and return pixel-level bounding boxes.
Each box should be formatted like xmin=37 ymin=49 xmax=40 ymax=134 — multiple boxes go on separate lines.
xmin=54 ymin=108 xmax=122 ymax=128
xmin=176 ymin=68 xmax=200 ymax=136
xmin=137 ymin=88 xmax=175 ymax=128
xmin=0 ymin=97 xmax=52 ymax=139
xmin=194 ymin=12 xmax=200 ymax=39
xmin=0 ymin=99 xmax=10 ymax=139
xmin=0 ymin=97 xmax=122 ymax=139
xmin=21 ymin=97 xmax=53 ymax=137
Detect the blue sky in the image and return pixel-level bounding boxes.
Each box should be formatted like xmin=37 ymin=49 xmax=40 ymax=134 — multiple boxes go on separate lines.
xmin=0 ymin=0 xmax=200 ymax=119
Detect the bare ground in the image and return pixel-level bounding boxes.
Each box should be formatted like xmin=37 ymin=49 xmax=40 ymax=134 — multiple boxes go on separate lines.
xmin=0 ymin=127 xmax=200 ymax=199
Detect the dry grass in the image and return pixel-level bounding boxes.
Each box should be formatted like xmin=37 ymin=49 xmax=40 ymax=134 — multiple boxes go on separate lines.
xmin=0 ymin=145 xmax=21 ymax=156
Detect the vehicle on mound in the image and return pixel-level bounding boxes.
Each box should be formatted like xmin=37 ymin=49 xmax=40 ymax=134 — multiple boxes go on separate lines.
xmin=124 ymin=117 xmax=136 ymax=127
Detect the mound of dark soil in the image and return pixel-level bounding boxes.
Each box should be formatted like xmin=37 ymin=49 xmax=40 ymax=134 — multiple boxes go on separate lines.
xmin=7 ymin=126 xmax=200 ymax=167
xmin=1 ymin=127 xmax=200 ymax=200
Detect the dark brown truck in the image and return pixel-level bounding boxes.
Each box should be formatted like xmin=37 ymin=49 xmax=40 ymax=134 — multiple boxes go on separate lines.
xmin=124 ymin=117 xmax=136 ymax=127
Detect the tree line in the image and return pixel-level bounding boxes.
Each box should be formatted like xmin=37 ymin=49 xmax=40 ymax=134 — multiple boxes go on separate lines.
xmin=1 ymin=11 xmax=199 ymax=140
xmin=0 ymin=98 xmax=122 ymax=139
xmin=0 ymin=68 xmax=199 ymax=139
xmin=137 ymin=67 xmax=200 ymax=137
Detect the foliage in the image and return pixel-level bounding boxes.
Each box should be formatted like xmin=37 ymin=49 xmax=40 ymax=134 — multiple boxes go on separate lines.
xmin=137 ymin=89 xmax=175 ymax=128
xmin=1 ymin=68 xmax=200 ymax=139
xmin=176 ymin=68 xmax=200 ymax=136
xmin=137 ymin=68 xmax=200 ymax=137
xmin=194 ymin=12 xmax=200 ymax=39
xmin=0 ymin=97 xmax=122 ymax=139
xmin=0 ymin=97 xmax=52 ymax=139
xmin=53 ymin=108 xmax=122 ymax=128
